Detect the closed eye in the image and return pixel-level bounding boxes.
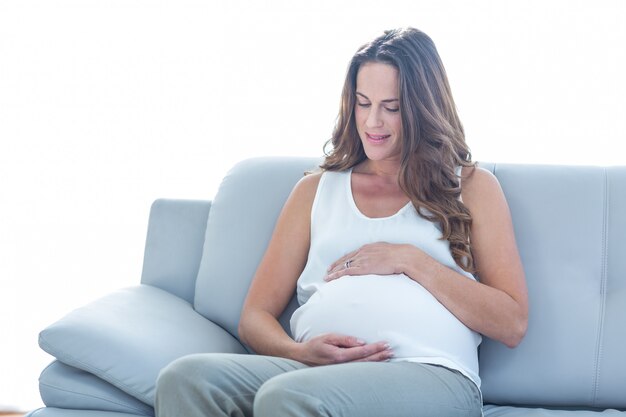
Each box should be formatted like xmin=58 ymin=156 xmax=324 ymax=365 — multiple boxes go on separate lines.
xmin=356 ymin=102 xmax=399 ymax=113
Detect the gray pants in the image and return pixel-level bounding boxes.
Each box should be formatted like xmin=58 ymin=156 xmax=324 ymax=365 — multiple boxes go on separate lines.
xmin=155 ymin=353 xmax=482 ymax=417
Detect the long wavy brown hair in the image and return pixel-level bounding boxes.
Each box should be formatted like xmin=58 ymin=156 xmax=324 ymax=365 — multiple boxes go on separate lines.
xmin=321 ymin=27 xmax=476 ymax=273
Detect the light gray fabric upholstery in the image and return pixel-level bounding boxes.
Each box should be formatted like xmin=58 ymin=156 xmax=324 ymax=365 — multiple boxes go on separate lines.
xmin=193 ymin=157 xmax=321 ymax=338
xmin=483 ymin=405 xmax=625 ymax=416
xmin=25 ymin=409 xmax=144 ymax=417
xmin=599 ymin=167 xmax=626 ymax=406
xmin=39 ymin=361 xmax=153 ymax=416
xmin=140 ymin=199 xmax=211 ymax=304
xmin=30 ymin=157 xmax=626 ymax=416
xmin=479 ymin=165 xmax=626 ymax=409
xmin=38 ymin=285 xmax=246 ymax=405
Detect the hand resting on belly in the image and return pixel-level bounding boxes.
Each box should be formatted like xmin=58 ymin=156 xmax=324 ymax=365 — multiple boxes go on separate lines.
xmin=290 ymin=274 xmax=478 ymax=363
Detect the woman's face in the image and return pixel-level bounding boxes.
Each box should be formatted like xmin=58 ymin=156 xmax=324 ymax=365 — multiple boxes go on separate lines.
xmin=354 ymin=62 xmax=402 ymax=164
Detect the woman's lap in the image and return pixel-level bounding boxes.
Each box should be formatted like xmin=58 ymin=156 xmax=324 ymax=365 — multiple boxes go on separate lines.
xmin=155 ymin=353 xmax=482 ymax=417
xmin=155 ymin=353 xmax=307 ymax=417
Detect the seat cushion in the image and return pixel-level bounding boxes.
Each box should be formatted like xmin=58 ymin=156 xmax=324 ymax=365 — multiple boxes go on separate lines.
xmin=38 ymin=285 xmax=246 ymax=405
xmin=39 ymin=361 xmax=153 ymax=416
xmin=25 ymin=408 xmax=143 ymax=417
xmin=483 ymin=404 xmax=626 ymax=416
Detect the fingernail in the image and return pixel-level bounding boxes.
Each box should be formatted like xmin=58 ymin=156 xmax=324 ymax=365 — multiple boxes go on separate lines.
xmin=324 ymin=275 xmax=330 ymax=281
xmin=356 ymin=339 xmax=366 ymax=345
xmin=384 ymin=343 xmax=391 ymax=349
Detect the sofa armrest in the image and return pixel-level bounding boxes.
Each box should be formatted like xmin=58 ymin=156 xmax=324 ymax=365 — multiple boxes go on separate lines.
xmin=38 ymin=285 xmax=246 ymax=406
xmin=141 ymin=199 xmax=211 ymax=304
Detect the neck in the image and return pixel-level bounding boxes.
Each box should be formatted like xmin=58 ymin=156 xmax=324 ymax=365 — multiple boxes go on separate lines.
xmin=360 ymin=159 xmax=402 ymax=181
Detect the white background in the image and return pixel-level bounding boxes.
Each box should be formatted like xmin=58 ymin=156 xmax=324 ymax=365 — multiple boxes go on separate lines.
xmin=1 ymin=0 xmax=625 ymax=411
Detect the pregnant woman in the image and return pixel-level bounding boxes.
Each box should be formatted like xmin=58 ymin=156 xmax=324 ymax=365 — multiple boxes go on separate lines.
xmin=156 ymin=27 xmax=528 ymax=417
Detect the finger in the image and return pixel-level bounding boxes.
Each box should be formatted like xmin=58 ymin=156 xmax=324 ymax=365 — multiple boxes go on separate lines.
xmin=327 ymin=257 xmax=347 ymax=274
xmin=325 ymin=265 xmax=360 ymax=281
xmin=324 ymin=334 xmax=366 ymax=348
xmin=327 ymin=249 xmax=359 ymax=272
xmin=324 ymin=269 xmax=345 ymax=282
xmin=338 ymin=342 xmax=392 ymax=362
xmin=328 ymin=265 xmax=358 ymax=281
xmin=350 ymin=347 xmax=395 ymax=363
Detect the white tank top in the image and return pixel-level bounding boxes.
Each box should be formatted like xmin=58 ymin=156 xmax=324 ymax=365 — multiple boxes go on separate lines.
xmin=290 ymin=167 xmax=482 ymax=387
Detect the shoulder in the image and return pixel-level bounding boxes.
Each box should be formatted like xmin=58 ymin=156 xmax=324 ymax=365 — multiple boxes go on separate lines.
xmin=460 ymin=166 xmax=509 ymax=222
xmin=282 ymin=171 xmax=324 ymax=214
xmin=292 ymin=171 xmax=323 ymax=199
xmin=460 ymin=166 xmax=503 ymax=205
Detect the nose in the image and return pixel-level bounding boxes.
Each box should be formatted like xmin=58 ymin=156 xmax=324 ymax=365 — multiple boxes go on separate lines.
xmin=365 ymin=107 xmax=383 ymax=128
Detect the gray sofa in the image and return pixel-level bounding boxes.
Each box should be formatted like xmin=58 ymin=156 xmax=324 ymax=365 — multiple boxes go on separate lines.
xmin=27 ymin=157 xmax=626 ymax=416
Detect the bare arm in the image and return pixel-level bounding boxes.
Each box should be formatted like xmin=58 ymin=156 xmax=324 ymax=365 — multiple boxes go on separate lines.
xmin=413 ymin=167 xmax=528 ymax=347
xmin=326 ymin=167 xmax=528 ymax=348
xmin=238 ymin=173 xmax=392 ymax=365
xmin=428 ymin=166 xmax=528 ymax=347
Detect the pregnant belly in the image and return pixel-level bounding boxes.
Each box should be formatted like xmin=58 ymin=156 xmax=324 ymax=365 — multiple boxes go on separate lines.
xmin=289 ymin=274 xmax=479 ymax=362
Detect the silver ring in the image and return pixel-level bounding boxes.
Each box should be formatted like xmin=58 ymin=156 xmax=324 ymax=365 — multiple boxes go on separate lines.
xmin=345 ymin=260 xmax=352 ymax=269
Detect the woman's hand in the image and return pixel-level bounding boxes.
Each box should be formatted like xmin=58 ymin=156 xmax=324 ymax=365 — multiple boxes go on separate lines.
xmin=293 ymin=333 xmax=393 ymax=366
xmin=326 ymin=242 xmax=402 ymax=281
xmin=325 ymin=242 xmax=439 ymax=282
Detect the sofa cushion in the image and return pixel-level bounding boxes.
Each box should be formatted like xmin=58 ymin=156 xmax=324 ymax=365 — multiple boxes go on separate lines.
xmin=479 ymin=165 xmax=626 ymax=410
xmin=194 ymin=157 xmax=321 ymax=338
xmin=26 ymin=408 xmax=145 ymax=417
xmin=483 ymin=404 xmax=626 ymax=416
xmin=39 ymin=360 xmax=153 ymax=416
xmin=38 ymin=285 xmax=246 ymax=405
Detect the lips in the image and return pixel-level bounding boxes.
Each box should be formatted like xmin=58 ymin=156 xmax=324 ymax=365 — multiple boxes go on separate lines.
xmin=366 ymin=132 xmax=391 ymax=143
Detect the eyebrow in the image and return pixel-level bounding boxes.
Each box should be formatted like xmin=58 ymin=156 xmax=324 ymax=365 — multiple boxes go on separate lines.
xmin=356 ymin=92 xmax=399 ymax=103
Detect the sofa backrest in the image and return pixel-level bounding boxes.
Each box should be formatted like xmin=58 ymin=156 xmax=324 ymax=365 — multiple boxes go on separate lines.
xmin=194 ymin=157 xmax=321 ymax=342
xmin=194 ymin=157 xmax=626 ymax=409
xmin=478 ymin=163 xmax=626 ymax=410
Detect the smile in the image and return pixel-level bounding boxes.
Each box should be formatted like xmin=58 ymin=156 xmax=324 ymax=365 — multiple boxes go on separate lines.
xmin=366 ymin=133 xmax=391 ymax=143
